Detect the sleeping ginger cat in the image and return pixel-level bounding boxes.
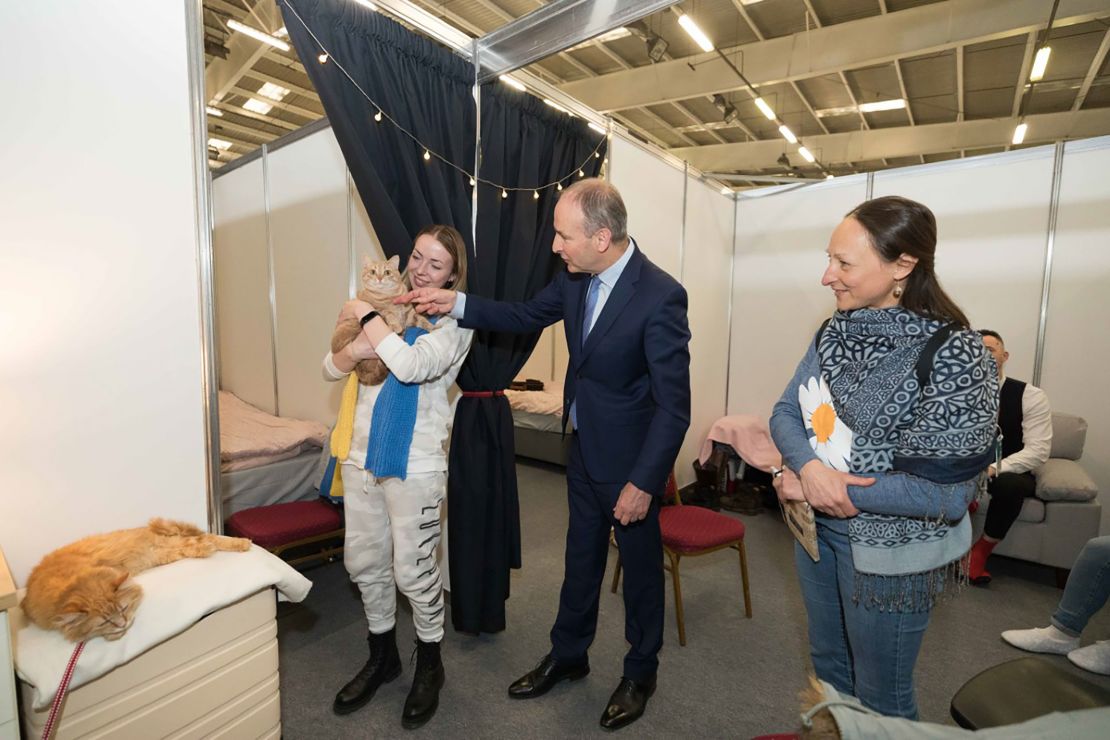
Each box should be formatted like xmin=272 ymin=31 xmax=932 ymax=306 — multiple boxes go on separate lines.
xmin=21 ymin=519 xmax=250 ymax=642
xmin=331 ymin=255 xmax=435 ymax=386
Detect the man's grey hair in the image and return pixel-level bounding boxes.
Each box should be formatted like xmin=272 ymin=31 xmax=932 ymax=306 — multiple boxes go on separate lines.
xmin=561 ymin=178 xmax=628 ymax=243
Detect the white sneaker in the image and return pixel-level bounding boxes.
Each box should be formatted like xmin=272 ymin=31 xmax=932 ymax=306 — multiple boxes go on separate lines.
xmin=1068 ymin=641 xmax=1110 ymax=676
xmin=1001 ymin=625 xmax=1079 ymax=655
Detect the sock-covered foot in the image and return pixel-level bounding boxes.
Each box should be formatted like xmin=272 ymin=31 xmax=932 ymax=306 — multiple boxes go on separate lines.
xmin=1001 ymin=625 xmax=1079 ymax=655
xmin=968 ymin=537 xmax=996 ymax=585
xmin=1068 ymin=641 xmax=1110 ymax=676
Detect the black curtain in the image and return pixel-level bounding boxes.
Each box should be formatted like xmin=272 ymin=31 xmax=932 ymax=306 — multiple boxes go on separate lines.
xmin=279 ymin=0 xmax=605 ymax=634
xmin=279 ymin=0 xmax=474 ymax=264
xmin=449 ymin=86 xmax=605 ymax=634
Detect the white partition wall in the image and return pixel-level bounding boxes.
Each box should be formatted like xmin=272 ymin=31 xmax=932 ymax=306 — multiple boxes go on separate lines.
xmin=1040 ymin=138 xmax=1110 ymax=534
xmin=677 ymin=179 xmax=734 ymax=486
xmin=608 ymin=136 xmax=684 ymax=276
xmin=213 ymin=161 xmax=275 ymax=414
xmin=872 ymin=150 xmax=1057 ymax=380
xmin=728 ymin=176 xmax=869 ymax=419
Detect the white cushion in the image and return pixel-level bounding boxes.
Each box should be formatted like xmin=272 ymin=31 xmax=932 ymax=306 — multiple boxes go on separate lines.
xmin=1036 ymin=458 xmax=1099 ymax=502
xmin=1050 ymin=413 xmax=1087 ymax=461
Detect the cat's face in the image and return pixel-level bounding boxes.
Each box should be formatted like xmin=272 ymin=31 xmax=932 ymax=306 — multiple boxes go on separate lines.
xmin=54 ymin=572 xmax=142 ymax=642
xmin=361 ymin=255 xmax=403 ymax=294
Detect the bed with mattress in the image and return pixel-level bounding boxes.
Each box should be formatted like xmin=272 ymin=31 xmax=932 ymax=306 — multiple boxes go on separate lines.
xmin=218 ymin=391 xmax=328 ymax=517
xmin=506 ymin=388 xmax=569 ymax=466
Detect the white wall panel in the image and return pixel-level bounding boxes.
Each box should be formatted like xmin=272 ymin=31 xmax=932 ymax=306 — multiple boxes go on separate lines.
xmin=213 ymin=160 xmax=275 ymax=413
xmin=1040 ymin=138 xmax=1110 ymax=534
xmin=873 ymin=150 xmax=1056 ymax=380
xmin=268 ymin=130 xmax=350 ymax=425
xmin=0 ymin=1 xmax=208 ymax=582
xmin=608 ymin=136 xmax=683 ymax=277
xmin=677 ymin=180 xmax=734 ymax=486
xmin=728 ymin=177 xmax=869 ymax=419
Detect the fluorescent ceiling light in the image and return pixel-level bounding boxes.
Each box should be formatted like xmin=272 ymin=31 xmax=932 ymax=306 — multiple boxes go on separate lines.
xmin=754 ymin=97 xmax=775 ymax=120
xmin=740 ymin=0 xmax=767 ymax=5
xmin=677 ymin=14 xmax=714 ymax=53
xmin=208 ymin=138 xmax=232 ymax=150
xmin=779 ymin=125 xmax=797 ymax=144
xmin=227 ymin=20 xmax=290 ymax=51
xmin=798 ymin=146 xmax=816 ymax=163
xmin=352 ymin=0 xmax=378 ymax=10
xmin=588 ymin=122 xmax=607 ymax=135
xmin=544 ymin=98 xmax=570 ymax=115
xmin=258 ymin=82 xmax=290 ymax=101
xmin=206 ymin=106 xmax=223 ymax=117
xmin=858 ymin=98 xmax=906 ymax=113
xmin=243 ymin=98 xmax=274 ymax=115
xmin=1012 ymin=122 xmax=1028 ymax=145
xmin=1030 ymin=46 xmax=1051 ymax=82
xmin=499 ymin=75 xmax=526 ymax=92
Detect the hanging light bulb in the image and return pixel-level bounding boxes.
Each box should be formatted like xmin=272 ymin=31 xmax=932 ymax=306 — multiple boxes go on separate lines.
xmin=578 ymin=170 xmax=585 ymax=177
xmin=469 ymin=176 xmax=476 ymax=186
xmin=502 ymin=189 xmax=508 ymax=199
xmin=318 ymin=53 xmax=328 ymax=64
xmin=423 ymin=150 xmax=431 ymax=161
xmin=533 ymin=190 xmax=540 ymax=200
xmin=557 ymin=182 xmax=563 ymax=191
xmin=594 ymin=152 xmax=600 ymax=159
xmin=374 ymin=110 xmax=382 ymax=122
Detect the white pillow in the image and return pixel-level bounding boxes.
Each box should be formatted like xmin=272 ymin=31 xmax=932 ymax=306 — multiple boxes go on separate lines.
xmin=1035 ymin=459 xmax=1098 ymax=502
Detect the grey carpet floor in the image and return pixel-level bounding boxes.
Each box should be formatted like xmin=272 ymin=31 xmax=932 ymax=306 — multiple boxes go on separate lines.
xmin=276 ymin=460 xmax=1110 ymax=738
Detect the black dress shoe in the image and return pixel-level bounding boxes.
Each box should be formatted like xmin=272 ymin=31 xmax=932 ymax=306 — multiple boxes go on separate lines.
xmin=507 ymin=653 xmax=590 ymax=699
xmin=333 ymin=628 xmax=402 ymax=715
xmin=599 ymin=676 xmax=656 ymax=731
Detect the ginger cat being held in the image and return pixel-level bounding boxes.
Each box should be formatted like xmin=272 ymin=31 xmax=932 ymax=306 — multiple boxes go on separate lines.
xmin=331 ymin=255 xmax=435 ymax=386
xmin=21 ymin=519 xmax=251 ymax=642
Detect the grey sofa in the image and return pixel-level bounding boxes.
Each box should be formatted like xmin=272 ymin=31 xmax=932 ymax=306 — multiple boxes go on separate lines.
xmin=971 ymin=413 xmax=1100 ymax=577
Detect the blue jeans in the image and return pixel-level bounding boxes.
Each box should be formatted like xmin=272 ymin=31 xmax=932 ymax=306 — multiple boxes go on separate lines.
xmin=795 ymin=517 xmax=931 ymax=719
xmin=1052 ymin=535 xmax=1110 ymax=636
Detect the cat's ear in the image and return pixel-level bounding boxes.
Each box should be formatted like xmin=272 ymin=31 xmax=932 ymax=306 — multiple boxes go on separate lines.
xmin=386 ymin=254 xmax=400 ymax=270
xmin=52 ymin=604 xmax=87 ymax=629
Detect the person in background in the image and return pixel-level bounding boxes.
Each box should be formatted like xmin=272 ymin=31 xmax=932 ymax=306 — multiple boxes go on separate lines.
xmin=770 ymin=196 xmax=998 ymax=719
xmin=967 ymin=329 xmax=1053 ymax=585
xmin=324 ymin=225 xmax=473 ymax=730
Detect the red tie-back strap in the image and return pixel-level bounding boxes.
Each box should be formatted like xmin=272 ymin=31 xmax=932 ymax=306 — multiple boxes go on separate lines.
xmin=461 ymin=390 xmax=506 ymax=398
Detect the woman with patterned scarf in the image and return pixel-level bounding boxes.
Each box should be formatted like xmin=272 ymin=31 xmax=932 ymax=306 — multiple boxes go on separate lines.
xmin=770 ymin=196 xmax=998 ymax=719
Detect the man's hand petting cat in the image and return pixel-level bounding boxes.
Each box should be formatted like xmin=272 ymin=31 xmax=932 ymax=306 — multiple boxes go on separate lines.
xmin=395 ymin=287 xmax=456 ymax=316
xmin=348 ymin=331 xmax=378 ymax=362
xmin=339 ymin=299 xmax=373 ymax=324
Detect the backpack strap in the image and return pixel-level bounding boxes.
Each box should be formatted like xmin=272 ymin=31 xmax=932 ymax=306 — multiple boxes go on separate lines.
xmin=814 ymin=317 xmax=832 ymax=350
xmin=915 ymin=322 xmax=961 ymax=388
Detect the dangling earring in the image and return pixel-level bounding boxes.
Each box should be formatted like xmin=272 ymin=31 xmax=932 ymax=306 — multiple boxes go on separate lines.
xmin=893 ymin=282 xmax=904 ymax=299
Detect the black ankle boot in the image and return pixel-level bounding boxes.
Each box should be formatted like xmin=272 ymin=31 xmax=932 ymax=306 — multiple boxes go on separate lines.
xmin=333 ymin=628 xmax=402 ymax=715
xmin=402 ymin=640 xmax=445 ymax=729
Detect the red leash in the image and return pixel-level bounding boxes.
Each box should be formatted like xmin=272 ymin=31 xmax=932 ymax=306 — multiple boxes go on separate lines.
xmin=41 ymin=641 xmax=84 ymax=740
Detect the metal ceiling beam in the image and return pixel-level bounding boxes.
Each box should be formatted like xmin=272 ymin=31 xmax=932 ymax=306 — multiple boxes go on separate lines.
xmin=668 ymin=108 xmax=1110 ymax=170
xmin=558 ymin=0 xmax=1110 ymax=112
xmin=1073 ymin=26 xmax=1110 ymax=111
xmin=229 ymin=85 xmax=322 ymax=118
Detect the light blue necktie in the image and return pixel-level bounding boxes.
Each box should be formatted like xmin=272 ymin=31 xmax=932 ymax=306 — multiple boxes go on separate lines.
xmin=571 ymin=275 xmax=601 ymax=429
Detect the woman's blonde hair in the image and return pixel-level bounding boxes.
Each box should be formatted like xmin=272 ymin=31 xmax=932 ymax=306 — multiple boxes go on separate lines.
xmin=411 ymin=224 xmax=468 ymax=292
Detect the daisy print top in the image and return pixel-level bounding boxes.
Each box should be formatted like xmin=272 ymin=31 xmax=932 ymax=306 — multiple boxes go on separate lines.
xmin=798 ymin=376 xmax=853 ymax=473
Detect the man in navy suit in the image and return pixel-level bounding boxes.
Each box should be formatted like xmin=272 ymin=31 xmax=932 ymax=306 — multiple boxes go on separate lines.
xmin=400 ymin=178 xmax=690 ymax=730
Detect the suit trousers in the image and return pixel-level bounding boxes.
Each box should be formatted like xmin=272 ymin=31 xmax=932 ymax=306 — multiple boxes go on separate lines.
xmin=549 ymin=435 xmax=664 ymax=682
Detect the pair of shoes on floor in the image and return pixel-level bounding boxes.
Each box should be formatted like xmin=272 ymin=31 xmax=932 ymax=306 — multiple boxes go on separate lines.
xmin=508 ymin=654 xmax=655 ymax=730
xmin=333 ymin=629 xmax=445 ymax=729
xmin=1001 ymin=625 xmax=1110 ymax=676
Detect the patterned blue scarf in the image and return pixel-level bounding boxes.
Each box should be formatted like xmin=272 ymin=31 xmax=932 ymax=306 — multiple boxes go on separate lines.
xmin=819 ymin=308 xmax=997 ymax=611
xmin=363 ymin=321 xmax=435 ymax=480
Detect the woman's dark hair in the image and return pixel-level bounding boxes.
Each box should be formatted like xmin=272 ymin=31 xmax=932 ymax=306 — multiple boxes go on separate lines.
xmin=847 ymin=196 xmax=970 ymax=328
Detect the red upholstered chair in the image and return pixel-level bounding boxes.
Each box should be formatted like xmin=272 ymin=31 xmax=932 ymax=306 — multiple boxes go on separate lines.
xmin=611 ymin=472 xmax=752 ymax=646
xmin=226 ymin=498 xmax=344 ymax=568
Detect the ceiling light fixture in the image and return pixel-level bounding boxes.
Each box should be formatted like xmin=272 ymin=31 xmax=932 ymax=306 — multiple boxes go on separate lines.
xmin=677 ymin=14 xmax=714 ymax=53
xmin=226 ymin=20 xmax=290 ymax=52
xmin=798 ymin=146 xmax=816 ymax=163
xmin=1030 ymin=46 xmax=1051 ymax=82
xmin=206 ymin=106 xmax=223 ymax=117
xmin=1012 ymin=122 xmax=1028 ymax=145
xmin=544 ymin=98 xmax=570 ymax=115
xmin=779 ymin=125 xmax=797 ymax=144
xmin=208 ymin=137 xmax=232 ymax=151
xmin=242 ymin=98 xmax=274 ymax=115
xmin=857 ymin=98 xmax=907 ymax=113
xmin=588 ymin=122 xmax=607 ymax=135
xmin=712 ymin=94 xmax=738 ymax=124
xmin=646 ymin=35 xmax=669 ymax=63
xmin=258 ymin=82 xmax=290 ymax=101
xmin=753 ymin=97 xmax=775 ymax=120
xmin=499 ymin=75 xmax=526 ymax=92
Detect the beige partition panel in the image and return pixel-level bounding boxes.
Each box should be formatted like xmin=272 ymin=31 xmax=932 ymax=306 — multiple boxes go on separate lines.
xmin=213 ymin=160 xmax=275 ymax=414
xmin=1040 ymin=137 xmax=1110 ymax=535
xmin=677 ymin=179 xmax=734 ymax=486
xmin=728 ymin=176 xmax=869 ymax=419
xmin=350 ymin=175 xmax=387 ymax=288
xmin=517 ymin=324 xmax=559 ymax=384
xmin=608 ymin=136 xmax=684 ymax=277
xmin=873 ymin=148 xmax=1057 ymax=380
xmin=268 ymin=130 xmax=351 ymax=426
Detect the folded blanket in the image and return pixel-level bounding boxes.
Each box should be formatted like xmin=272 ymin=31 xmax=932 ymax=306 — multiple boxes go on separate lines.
xmin=12 ymin=546 xmax=311 ymax=709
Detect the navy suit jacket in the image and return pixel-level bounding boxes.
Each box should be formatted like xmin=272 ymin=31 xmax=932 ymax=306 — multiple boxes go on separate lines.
xmin=461 ymin=246 xmax=691 ymax=496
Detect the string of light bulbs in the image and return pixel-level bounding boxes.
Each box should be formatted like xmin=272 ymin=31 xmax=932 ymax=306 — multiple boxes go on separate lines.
xmin=280 ymin=0 xmax=608 ymax=198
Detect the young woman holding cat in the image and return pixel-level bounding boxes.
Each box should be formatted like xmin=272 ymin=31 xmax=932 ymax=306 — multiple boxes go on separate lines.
xmin=322 ymin=224 xmax=472 ymax=730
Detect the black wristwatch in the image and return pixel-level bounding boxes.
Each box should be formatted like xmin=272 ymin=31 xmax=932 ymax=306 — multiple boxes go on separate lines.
xmin=359 ymin=310 xmax=379 ymax=327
